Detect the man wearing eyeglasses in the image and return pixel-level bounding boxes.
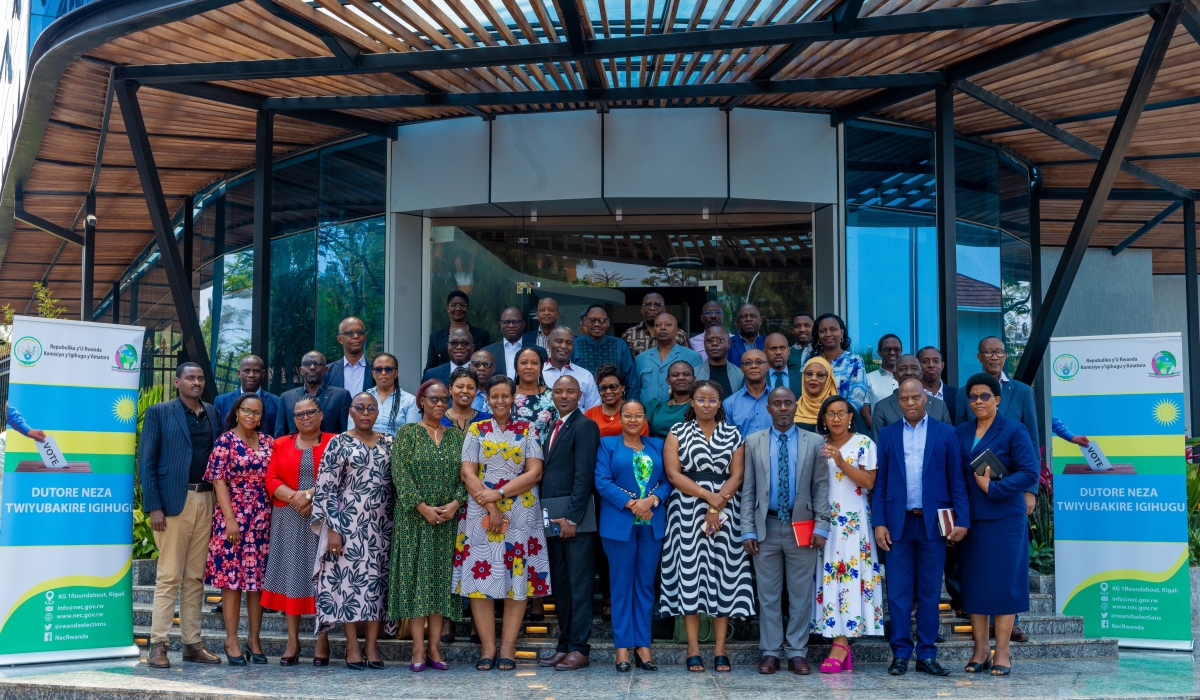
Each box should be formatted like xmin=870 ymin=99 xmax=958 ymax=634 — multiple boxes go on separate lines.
xmin=723 ymin=349 xmax=774 ymax=438
xmin=325 ymin=317 xmax=373 ymax=396
xmin=483 ymin=307 xmax=546 ymax=380
xmin=572 ymin=304 xmax=640 ymax=401
xmin=469 ymin=350 xmax=497 ymax=412
xmin=214 ymin=354 xmax=279 ymax=436
xmin=689 ymin=301 xmax=732 ymax=354
xmin=276 ymin=351 xmax=352 ymax=437
xmin=622 ymin=292 xmax=688 ymax=357
xmin=695 ymin=325 xmax=744 ymax=399
xmin=422 ymin=327 xmax=476 ymax=387
xmin=425 ymin=291 xmax=492 ymax=371
xmin=867 ymin=334 xmax=903 ymax=407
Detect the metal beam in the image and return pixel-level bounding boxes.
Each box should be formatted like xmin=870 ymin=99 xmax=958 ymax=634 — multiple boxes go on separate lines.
xmin=261 ymin=72 xmax=943 ymax=111
xmin=1185 ymin=198 xmax=1200 ymax=438
xmin=831 ymin=0 xmax=867 ymax=33
xmin=1015 ymin=2 xmax=1181 ymax=385
xmin=114 ymin=79 xmax=215 ymax=400
xmin=1111 ymin=200 xmax=1182 ymax=254
xmin=182 ymin=195 xmax=194 ymax=292
xmin=935 ymin=83 xmax=958 ymax=387
xmin=82 ymin=194 xmax=95 ymax=320
xmin=956 ymin=79 xmax=1194 ymax=199
xmin=1181 ymin=0 xmax=1200 ymax=47
xmin=111 ymin=280 xmax=120 ymax=324
xmin=831 ymin=14 xmax=1135 ymax=125
xmin=252 ymin=0 xmax=360 ymax=69
xmin=557 ymin=0 xmax=603 ymax=90
xmin=1040 ymin=187 xmax=1179 ymax=201
xmin=748 ymin=41 xmax=813 ymax=82
xmin=13 ymin=203 xmax=85 ymax=246
xmin=120 ymin=0 xmax=1154 ymax=85
xmin=251 ymin=110 xmax=273 ymax=362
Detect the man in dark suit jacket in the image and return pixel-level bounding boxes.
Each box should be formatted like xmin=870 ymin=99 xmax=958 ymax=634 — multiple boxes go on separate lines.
xmin=872 ymin=379 xmax=970 ymax=677
xmin=484 ymin=306 xmax=546 ymax=379
xmin=139 ymin=363 xmax=223 ymax=669
xmin=325 ymin=316 xmax=374 ymax=395
xmin=276 ymin=351 xmax=352 ymax=436
xmin=425 ymin=290 xmax=491 ymax=371
xmin=917 ymin=346 xmax=957 ymax=421
xmin=763 ymin=333 xmax=804 ymax=397
xmin=953 ymin=337 xmax=1039 ymax=447
xmin=213 ymin=354 xmax=280 ymax=432
xmin=537 ymin=376 xmax=601 ymax=671
xmin=873 ymin=355 xmax=952 ymax=435
xmin=422 ymin=327 xmax=477 ymax=387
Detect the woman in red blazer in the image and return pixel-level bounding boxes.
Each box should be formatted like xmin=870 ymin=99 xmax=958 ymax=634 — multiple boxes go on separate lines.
xmin=262 ymin=396 xmax=336 ymax=666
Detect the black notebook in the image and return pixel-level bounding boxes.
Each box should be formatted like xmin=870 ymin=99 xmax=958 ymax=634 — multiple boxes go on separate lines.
xmin=971 ymin=448 xmax=1010 ymax=480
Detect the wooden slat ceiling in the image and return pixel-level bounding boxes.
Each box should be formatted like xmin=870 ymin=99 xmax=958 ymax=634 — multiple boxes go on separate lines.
xmin=6 ymin=0 xmax=1200 ymax=319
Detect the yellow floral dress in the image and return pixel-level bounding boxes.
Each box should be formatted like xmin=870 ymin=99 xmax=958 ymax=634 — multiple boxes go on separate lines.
xmin=451 ymin=419 xmax=550 ymax=600
xmin=812 ymin=432 xmax=884 ymax=637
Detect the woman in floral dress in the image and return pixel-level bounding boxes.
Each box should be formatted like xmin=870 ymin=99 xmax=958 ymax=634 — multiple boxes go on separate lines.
xmin=310 ymin=392 xmax=394 ymax=670
xmin=812 ymin=395 xmax=883 ymax=673
xmin=511 ymin=347 xmax=557 ymax=439
xmin=810 ymin=313 xmax=870 ymax=419
xmin=205 ymin=392 xmax=274 ymax=665
xmin=453 ymin=374 xmax=550 ymax=671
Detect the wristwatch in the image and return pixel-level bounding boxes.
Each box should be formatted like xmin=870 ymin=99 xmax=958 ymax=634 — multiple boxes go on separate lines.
xmin=305 ymin=491 xmax=312 ymax=501
xmin=498 ymin=487 xmax=506 ymax=498
xmin=650 ymin=495 xmax=660 ymax=507
xmin=708 ymin=507 xmax=719 ymax=514
xmin=565 ymin=519 xmax=577 ymax=527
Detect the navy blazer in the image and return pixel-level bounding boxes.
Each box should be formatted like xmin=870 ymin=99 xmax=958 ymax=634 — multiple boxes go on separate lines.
xmin=595 ymin=436 xmax=672 ymax=541
xmin=214 ymin=388 xmax=280 ymax=434
xmin=941 ymin=384 xmax=959 ymax=425
xmin=325 ymin=357 xmax=375 ymax=393
xmin=275 ymin=384 xmax=352 ymax=437
xmin=421 ymin=361 xmax=466 ymax=388
xmin=871 ymin=418 xmax=971 ymax=541
xmin=426 ymin=324 xmax=491 ymax=371
xmin=139 ymin=398 xmax=221 ymax=517
xmin=955 ymin=414 xmax=1040 ymax=521
xmin=482 ymin=340 xmax=547 ymax=378
xmin=540 ymin=410 xmax=601 ymax=526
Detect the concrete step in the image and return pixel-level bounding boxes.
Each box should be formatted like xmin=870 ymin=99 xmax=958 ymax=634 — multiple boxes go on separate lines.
xmin=133 ymin=625 xmax=1118 ymax=665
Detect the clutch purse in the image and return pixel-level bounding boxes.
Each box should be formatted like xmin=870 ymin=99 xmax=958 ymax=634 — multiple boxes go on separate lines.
xmin=481 ymin=513 xmax=509 ymax=534
xmin=970 ymin=448 xmax=1010 ymax=479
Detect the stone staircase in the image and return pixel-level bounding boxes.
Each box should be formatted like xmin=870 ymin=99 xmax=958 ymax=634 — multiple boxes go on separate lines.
xmin=130 ymin=560 xmax=1117 ymax=665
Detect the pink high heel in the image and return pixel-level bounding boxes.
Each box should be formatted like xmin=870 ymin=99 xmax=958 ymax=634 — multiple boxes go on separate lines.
xmin=819 ymin=643 xmax=853 ymax=673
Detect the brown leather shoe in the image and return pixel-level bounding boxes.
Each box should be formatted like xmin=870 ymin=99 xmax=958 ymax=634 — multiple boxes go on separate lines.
xmin=554 ymin=651 xmax=590 ymax=671
xmin=1009 ymin=625 xmax=1029 ymax=643
xmin=146 ymin=641 xmax=170 ymax=668
xmin=757 ymin=655 xmax=780 ymax=674
xmin=181 ymin=643 xmax=222 ymax=664
xmin=538 ymin=651 xmax=567 ymax=667
xmin=789 ymin=656 xmax=812 ymax=675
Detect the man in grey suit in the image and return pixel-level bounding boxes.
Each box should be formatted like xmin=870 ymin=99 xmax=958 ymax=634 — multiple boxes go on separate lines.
xmin=739 ymin=387 xmax=830 ymax=676
xmin=276 ymin=351 xmax=352 ymax=436
xmin=873 ymin=355 xmax=952 ymax=435
xmin=140 ymin=363 xmax=223 ymax=669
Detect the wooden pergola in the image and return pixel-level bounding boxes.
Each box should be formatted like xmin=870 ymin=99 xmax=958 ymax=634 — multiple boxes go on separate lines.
xmin=2 ymin=0 xmax=1200 ymax=410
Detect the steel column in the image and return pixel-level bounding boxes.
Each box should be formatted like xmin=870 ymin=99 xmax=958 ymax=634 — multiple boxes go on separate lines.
xmin=81 ymin=194 xmax=95 ymax=320
xmin=182 ymin=195 xmax=194 ymax=291
xmin=1015 ymin=3 xmax=1182 ymax=384
xmin=251 ymin=110 xmax=273 ymax=362
xmin=1111 ymin=200 xmax=1182 ymax=254
xmin=1029 ymin=180 xmax=1047 ymax=447
xmin=1184 ymin=199 xmax=1200 ymax=437
xmin=210 ymin=191 xmax=226 ymax=375
xmin=114 ymin=79 xmax=214 ymax=399
xmin=935 ymin=84 xmax=959 ymax=387
xmin=111 ymin=280 xmax=120 ymax=324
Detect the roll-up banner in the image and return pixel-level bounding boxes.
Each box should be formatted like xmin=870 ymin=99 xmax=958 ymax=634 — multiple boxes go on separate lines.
xmin=1050 ymin=332 xmax=1192 ymax=651
xmin=0 ymin=316 xmax=144 ymax=664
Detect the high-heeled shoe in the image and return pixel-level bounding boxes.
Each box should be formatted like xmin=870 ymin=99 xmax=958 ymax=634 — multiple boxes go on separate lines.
xmin=225 ymin=647 xmax=247 ymax=666
xmin=964 ymin=657 xmax=992 ymax=673
xmin=345 ymin=656 xmax=366 ymax=671
xmin=635 ymin=650 xmax=658 ymax=671
xmin=312 ymin=656 xmax=329 ymax=667
xmin=615 ymin=660 xmax=631 ymax=672
xmin=279 ymin=653 xmax=299 ymax=666
xmin=819 ymin=643 xmax=853 ymax=673
xmin=244 ymin=644 xmax=267 ymax=665
xmin=367 ymin=660 xmax=385 ymax=670
xmin=429 ymin=660 xmax=450 ymax=670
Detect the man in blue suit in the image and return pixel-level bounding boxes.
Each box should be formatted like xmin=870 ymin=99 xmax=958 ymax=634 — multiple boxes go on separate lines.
xmin=873 ymin=379 xmax=970 ymax=677
xmin=213 ymin=354 xmax=279 ymax=432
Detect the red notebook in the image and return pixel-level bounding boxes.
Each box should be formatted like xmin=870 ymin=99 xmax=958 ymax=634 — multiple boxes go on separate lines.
xmin=792 ymin=520 xmax=815 ymax=547
xmin=937 ymin=509 xmax=956 ymax=537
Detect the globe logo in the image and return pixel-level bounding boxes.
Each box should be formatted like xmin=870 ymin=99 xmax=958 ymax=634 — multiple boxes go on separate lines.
xmin=13 ymin=337 xmax=42 ymax=367
xmin=1149 ymin=350 xmax=1180 ymax=378
xmin=1053 ymin=354 xmax=1079 ymax=381
xmin=112 ymin=344 xmax=139 ymax=372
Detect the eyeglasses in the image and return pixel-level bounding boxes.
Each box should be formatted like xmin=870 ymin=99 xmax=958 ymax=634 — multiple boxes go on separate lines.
xmin=584 ymin=317 xmax=609 ymax=324
xmin=968 ymin=392 xmax=995 ymax=403
xmin=620 ymin=413 xmax=646 ymax=420
xmin=879 ymin=346 xmax=903 ymax=354
xmin=294 ymin=408 xmax=321 ymax=419
xmin=448 ymin=340 xmax=473 ymax=348
xmin=471 ymin=361 xmax=495 ymax=369
xmin=301 ymin=360 xmax=326 ymax=368
xmin=499 ymin=319 xmax=523 ymax=326
xmin=803 ymin=371 xmax=829 ymax=380
xmin=448 ymin=302 xmax=468 ymax=310
xmin=351 ymin=404 xmax=379 ymax=414
xmin=741 ymin=359 xmax=768 ymax=367
xmin=701 ymin=310 xmax=722 ymax=317
xmin=597 ymin=383 xmax=621 ymax=392
xmin=693 ymin=397 xmax=721 ymax=407
xmin=237 ymin=407 xmax=262 ymax=417
xmin=372 ymin=366 xmax=397 ymax=374
xmin=642 ymin=300 xmax=664 ymax=309
xmin=824 ymin=410 xmax=851 ymax=420
xmin=980 ymin=349 xmax=1006 ymax=358
xmin=338 ymin=329 xmax=366 ymax=338
xmin=424 ymin=396 xmax=451 ymax=405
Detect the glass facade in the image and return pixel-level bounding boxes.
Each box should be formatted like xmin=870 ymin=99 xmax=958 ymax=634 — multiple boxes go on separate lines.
xmin=844 ymin=120 xmax=1034 ymax=375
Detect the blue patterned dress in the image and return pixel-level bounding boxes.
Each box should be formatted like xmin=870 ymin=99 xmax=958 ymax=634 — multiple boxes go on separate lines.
xmin=829 ymin=351 xmax=870 ymax=410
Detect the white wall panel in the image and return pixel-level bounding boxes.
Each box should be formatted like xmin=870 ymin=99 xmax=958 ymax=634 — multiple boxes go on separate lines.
xmin=391 ymin=119 xmax=490 ymax=212
xmin=491 ymin=111 xmax=602 ymax=202
xmin=729 ymin=110 xmax=837 ymax=204
xmin=603 ymin=109 xmax=727 ymax=199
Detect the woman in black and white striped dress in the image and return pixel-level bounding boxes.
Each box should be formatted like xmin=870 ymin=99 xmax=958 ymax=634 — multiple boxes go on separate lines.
xmin=659 ymin=380 xmax=755 ymax=674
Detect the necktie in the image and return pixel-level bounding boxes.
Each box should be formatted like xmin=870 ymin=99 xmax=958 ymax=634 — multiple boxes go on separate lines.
xmin=777 ymin=433 xmax=791 ymax=522
xmin=773 ymin=371 xmax=784 ymax=389
xmin=548 ymin=419 xmax=564 ymax=451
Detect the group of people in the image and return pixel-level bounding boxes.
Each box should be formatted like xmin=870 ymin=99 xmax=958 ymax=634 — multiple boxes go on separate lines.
xmin=138 ymin=295 xmax=1043 ymax=678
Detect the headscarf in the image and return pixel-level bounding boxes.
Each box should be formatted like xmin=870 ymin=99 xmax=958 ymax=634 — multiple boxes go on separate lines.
xmin=794 ymin=356 xmax=837 ymax=425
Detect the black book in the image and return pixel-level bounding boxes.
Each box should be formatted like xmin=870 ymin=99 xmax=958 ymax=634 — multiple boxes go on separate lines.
xmin=971 ymin=448 xmax=1010 ymax=480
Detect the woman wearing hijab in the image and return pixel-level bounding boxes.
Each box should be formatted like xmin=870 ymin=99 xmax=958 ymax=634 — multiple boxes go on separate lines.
xmin=794 ymin=356 xmax=868 ymax=434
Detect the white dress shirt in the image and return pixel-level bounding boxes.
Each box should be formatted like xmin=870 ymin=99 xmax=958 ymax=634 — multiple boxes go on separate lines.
xmin=866 ymin=368 xmax=898 ymax=407
xmin=541 ymin=362 xmax=601 ymax=410
xmin=902 ymin=413 xmax=929 ymax=510
xmin=503 ymin=339 xmax=523 ymax=379
xmin=924 ymin=380 xmax=944 ymax=401
xmin=341 ymin=356 xmax=367 ymax=396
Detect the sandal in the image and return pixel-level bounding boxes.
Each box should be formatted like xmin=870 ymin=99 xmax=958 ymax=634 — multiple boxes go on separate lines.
xmin=964 ymin=658 xmax=992 ymax=673
xmin=991 ymin=664 xmax=1011 ymax=676
xmin=497 ymin=658 xmax=516 ymax=671
xmin=819 ymin=643 xmax=853 ymax=673
xmin=714 ymin=655 xmax=731 ymax=672
xmin=686 ymin=655 xmax=704 ymax=673
xmin=475 ymin=657 xmax=495 ymax=671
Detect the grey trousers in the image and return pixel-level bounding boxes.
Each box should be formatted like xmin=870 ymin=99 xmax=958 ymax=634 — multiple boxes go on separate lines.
xmin=753 ymin=518 xmax=819 ymax=659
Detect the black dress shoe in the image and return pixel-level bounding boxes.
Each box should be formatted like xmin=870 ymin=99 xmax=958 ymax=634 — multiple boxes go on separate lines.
xmin=888 ymin=657 xmax=908 ymax=675
xmin=615 ymin=661 xmax=631 ymax=672
xmin=916 ymin=658 xmax=951 ymax=676
xmin=367 ymin=660 xmax=384 ymax=670
xmin=226 ymin=650 xmax=247 ymax=666
xmin=345 ymin=659 xmax=366 ymax=671
xmin=244 ymin=645 xmax=267 ymax=665
xmin=1009 ymin=625 xmax=1030 ymax=643
xmin=935 ymin=634 xmax=946 ymax=643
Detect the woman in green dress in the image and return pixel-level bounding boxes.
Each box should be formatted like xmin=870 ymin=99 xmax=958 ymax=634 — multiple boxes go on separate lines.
xmin=644 ymin=361 xmax=695 ymax=438
xmin=388 ymin=379 xmax=467 ymax=672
